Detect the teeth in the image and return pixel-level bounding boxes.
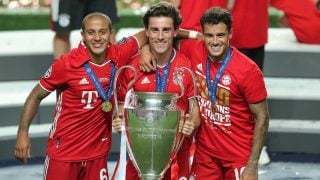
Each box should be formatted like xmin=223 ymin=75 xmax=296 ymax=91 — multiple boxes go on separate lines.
xmin=93 ymin=44 xmax=102 ymax=48
xmin=155 ymin=45 xmax=165 ymax=48
xmin=211 ymin=46 xmax=220 ymax=51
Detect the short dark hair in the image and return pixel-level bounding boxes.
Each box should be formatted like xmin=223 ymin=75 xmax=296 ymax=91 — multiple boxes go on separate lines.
xmin=200 ymin=7 xmax=232 ymax=32
xmin=81 ymin=12 xmax=112 ymax=31
xmin=143 ymin=2 xmax=182 ymax=30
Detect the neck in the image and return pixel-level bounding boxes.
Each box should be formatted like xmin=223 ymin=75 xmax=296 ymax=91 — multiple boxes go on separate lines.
xmin=154 ymin=49 xmax=174 ymax=66
xmin=209 ymin=47 xmax=230 ymax=63
xmin=91 ymin=57 xmax=105 ymax=65
xmin=90 ymin=53 xmax=106 ymax=65
xmin=209 ymin=54 xmax=223 ymax=63
xmin=90 ymin=49 xmax=108 ymax=65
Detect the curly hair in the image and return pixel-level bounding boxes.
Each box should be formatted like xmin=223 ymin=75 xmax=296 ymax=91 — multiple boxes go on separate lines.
xmin=143 ymin=2 xmax=182 ymax=30
xmin=200 ymin=7 xmax=232 ymax=32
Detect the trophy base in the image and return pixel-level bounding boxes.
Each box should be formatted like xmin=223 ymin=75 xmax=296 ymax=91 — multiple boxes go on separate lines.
xmin=141 ymin=174 xmax=162 ymax=180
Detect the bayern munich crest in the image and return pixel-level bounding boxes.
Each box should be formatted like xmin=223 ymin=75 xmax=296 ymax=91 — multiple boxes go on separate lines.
xmin=221 ymin=74 xmax=231 ymax=86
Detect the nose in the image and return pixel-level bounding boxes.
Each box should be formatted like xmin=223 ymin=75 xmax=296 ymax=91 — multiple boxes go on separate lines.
xmin=157 ymin=31 xmax=164 ymax=40
xmin=212 ymin=36 xmax=219 ymax=44
xmin=93 ymin=32 xmax=101 ymax=41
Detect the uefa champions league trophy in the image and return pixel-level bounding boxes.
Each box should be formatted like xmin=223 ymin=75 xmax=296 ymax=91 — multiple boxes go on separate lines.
xmin=113 ymin=66 xmax=196 ymax=180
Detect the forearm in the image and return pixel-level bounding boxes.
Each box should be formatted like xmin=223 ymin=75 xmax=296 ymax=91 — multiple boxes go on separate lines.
xmin=18 ymin=106 xmax=38 ymax=135
xmin=189 ymin=98 xmax=201 ymax=129
xmin=118 ymin=103 xmax=124 ymax=115
xmin=247 ymin=101 xmax=269 ymax=168
xmin=18 ymin=96 xmax=42 ymax=134
xmin=112 ymin=102 xmax=124 ymax=118
xmin=177 ymin=29 xmax=202 ymax=40
xmin=18 ymin=85 xmax=48 ymax=134
xmin=226 ymin=0 xmax=236 ymax=11
xmin=248 ymin=118 xmax=268 ymax=167
xmin=133 ymin=30 xmax=149 ymax=48
xmin=139 ymin=44 xmax=156 ymax=72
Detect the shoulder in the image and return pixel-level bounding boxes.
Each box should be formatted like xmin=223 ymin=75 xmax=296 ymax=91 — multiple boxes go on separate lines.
xmin=180 ymin=39 xmax=204 ymax=48
xmin=53 ymin=54 xmax=71 ymax=68
xmin=116 ymin=36 xmax=138 ymax=47
xmin=231 ymin=48 xmax=259 ymax=69
xmin=226 ymin=48 xmax=263 ymax=81
xmin=179 ymin=40 xmax=207 ymax=62
xmin=108 ymin=36 xmax=139 ymax=62
xmin=175 ymin=50 xmax=192 ymax=62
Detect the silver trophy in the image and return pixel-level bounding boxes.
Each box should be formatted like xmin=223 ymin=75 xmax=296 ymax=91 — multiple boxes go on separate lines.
xmin=113 ymin=66 xmax=196 ymax=180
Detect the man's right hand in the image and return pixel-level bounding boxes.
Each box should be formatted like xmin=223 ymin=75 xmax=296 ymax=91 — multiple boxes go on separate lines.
xmin=14 ymin=132 xmax=31 ymax=164
xmin=139 ymin=44 xmax=156 ymax=72
xmin=112 ymin=116 xmax=123 ymax=133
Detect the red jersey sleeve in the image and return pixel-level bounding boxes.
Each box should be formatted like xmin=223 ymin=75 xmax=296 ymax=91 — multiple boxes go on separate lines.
xmin=39 ymin=56 xmax=68 ymax=92
xmin=179 ymin=39 xmax=196 ymax=58
xmin=240 ymin=65 xmax=267 ymax=104
xmin=109 ymin=36 xmax=139 ymax=68
xmin=177 ymin=54 xmax=196 ymax=99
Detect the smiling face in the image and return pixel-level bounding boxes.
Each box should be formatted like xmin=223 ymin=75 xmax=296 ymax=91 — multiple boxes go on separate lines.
xmin=81 ymin=16 xmax=113 ymax=63
xmin=203 ymin=22 xmax=232 ymax=62
xmin=146 ymin=16 xmax=177 ymax=59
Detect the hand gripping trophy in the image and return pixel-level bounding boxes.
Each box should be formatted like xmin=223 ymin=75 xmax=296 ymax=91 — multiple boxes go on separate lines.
xmin=113 ymin=65 xmax=197 ymax=180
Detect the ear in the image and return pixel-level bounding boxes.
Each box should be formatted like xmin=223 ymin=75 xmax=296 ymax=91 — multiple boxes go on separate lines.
xmin=81 ymin=30 xmax=85 ymax=42
xmin=145 ymin=28 xmax=150 ymax=37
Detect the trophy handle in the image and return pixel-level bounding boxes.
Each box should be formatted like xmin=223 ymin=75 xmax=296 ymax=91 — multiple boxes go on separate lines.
xmin=173 ymin=67 xmax=197 ymax=152
xmin=112 ymin=65 xmax=137 ymax=180
xmin=173 ymin=67 xmax=197 ymax=120
xmin=113 ymin=65 xmax=137 ymax=116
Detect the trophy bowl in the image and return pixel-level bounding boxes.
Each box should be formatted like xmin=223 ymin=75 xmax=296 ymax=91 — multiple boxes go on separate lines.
xmin=124 ymin=91 xmax=184 ymax=180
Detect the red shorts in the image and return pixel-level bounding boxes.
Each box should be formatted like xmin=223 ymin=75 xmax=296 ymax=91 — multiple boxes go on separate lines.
xmin=190 ymin=148 xmax=246 ymax=180
xmin=44 ymin=155 xmax=109 ymax=180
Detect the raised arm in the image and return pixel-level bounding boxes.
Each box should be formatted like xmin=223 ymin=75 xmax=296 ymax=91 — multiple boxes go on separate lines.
xmin=138 ymin=44 xmax=157 ymax=72
xmin=177 ymin=28 xmax=203 ymax=40
xmin=132 ymin=30 xmax=149 ymax=49
xmin=14 ymin=84 xmax=50 ymax=163
xmin=226 ymin=0 xmax=236 ymax=11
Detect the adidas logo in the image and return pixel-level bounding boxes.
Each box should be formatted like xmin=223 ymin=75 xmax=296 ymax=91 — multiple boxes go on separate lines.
xmin=197 ymin=63 xmax=203 ymax=71
xmin=79 ymin=78 xmax=89 ymax=85
xmin=141 ymin=77 xmax=150 ymax=84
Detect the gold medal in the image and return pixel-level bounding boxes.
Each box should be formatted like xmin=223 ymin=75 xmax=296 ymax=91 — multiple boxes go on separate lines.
xmin=101 ymin=101 xmax=112 ymax=112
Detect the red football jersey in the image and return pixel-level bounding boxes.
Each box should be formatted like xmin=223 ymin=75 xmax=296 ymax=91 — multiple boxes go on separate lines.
xmin=180 ymin=39 xmax=267 ymax=162
xmin=229 ymin=0 xmax=269 ymax=48
xmin=179 ymin=0 xmax=227 ymax=32
xmin=40 ymin=36 xmax=139 ymax=161
xmin=270 ymin=0 xmax=320 ymax=44
xmin=118 ymin=49 xmax=195 ymax=113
